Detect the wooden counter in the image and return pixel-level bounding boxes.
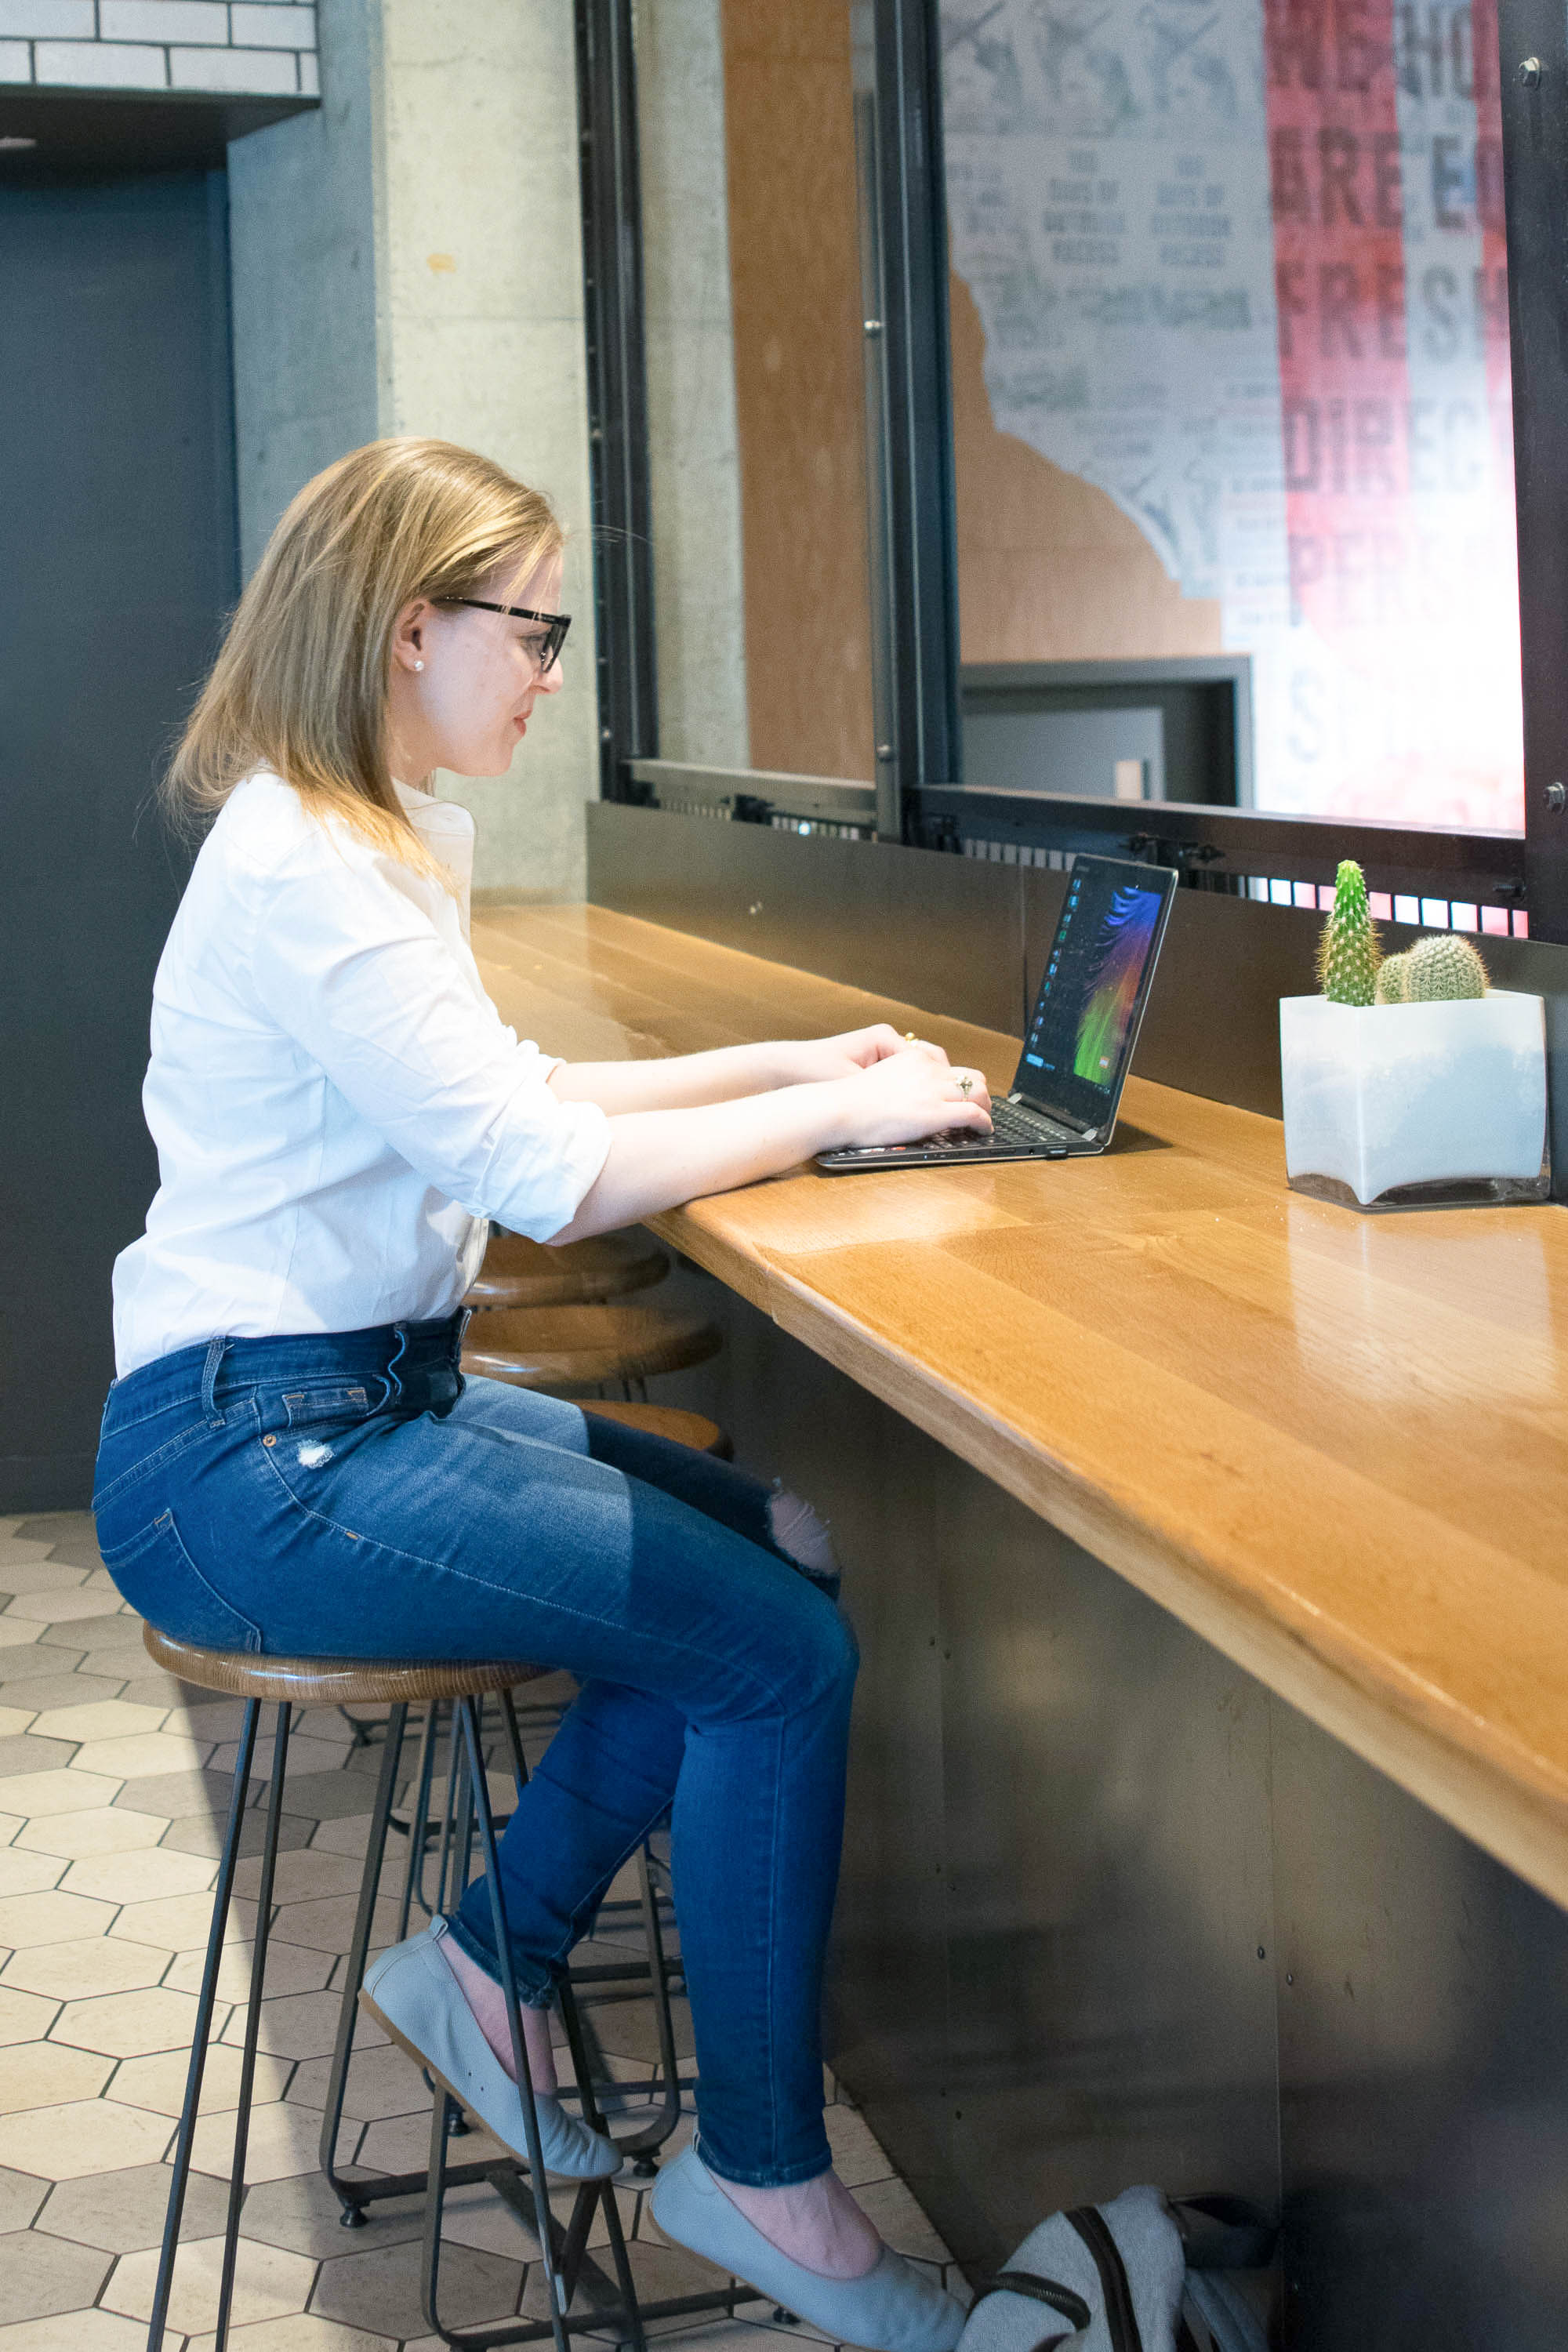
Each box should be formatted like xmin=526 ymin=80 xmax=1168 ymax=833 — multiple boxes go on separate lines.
xmin=472 ymin=901 xmax=1568 ymax=1915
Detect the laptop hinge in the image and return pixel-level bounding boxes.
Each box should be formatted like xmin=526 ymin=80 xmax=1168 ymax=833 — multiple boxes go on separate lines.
xmin=1010 ymin=1091 xmax=1095 ymax=1136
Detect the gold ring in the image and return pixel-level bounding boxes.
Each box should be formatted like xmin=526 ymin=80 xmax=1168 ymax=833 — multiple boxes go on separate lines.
xmin=958 ymin=1074 xmax=974 ymax=1097
xmin=904 ymin=1031 xmax=918 ymax=1043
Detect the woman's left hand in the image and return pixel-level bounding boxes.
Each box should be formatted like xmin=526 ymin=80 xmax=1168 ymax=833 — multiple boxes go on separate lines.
xmin=781 ymin=1026 xmax=948 ymax=1085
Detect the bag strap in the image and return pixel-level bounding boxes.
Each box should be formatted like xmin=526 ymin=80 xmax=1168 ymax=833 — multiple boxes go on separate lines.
xmin=1065 ymin=2207 xmax=1142 ymax=2352
xmin=967 ymin=2264 xmax=1094 ymax=2349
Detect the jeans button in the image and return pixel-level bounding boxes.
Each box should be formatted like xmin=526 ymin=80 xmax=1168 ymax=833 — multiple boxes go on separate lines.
xmin=263 ymin=1434 xmax=277 ymax=1448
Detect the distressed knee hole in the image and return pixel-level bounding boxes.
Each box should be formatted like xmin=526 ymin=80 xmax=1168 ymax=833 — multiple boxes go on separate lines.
xmin=768 ymin=1487 xmax=839 ymax=1580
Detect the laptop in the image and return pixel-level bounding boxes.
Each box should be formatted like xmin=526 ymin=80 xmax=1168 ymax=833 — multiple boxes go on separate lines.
xmin=817 ymin=854 xmax=1178 ymax=1172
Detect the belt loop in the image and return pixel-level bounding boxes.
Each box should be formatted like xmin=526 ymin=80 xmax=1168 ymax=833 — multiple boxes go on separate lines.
xmin=200 ymin=1334 xmax=229 ymax=1425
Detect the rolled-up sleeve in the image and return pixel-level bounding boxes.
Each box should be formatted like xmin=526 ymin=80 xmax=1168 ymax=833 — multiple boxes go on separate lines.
xmin=244 ymin=831 xmax=610 ymax=1242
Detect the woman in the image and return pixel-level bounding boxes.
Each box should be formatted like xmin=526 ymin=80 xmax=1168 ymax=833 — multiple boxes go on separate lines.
xmin=94 ymin=440 xmax=991 ymax=2352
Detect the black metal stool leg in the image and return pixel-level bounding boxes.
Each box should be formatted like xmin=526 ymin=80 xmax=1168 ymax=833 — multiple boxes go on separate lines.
xmin=320 ymin=1701 xmax=408 ymax=2217
xmin=212 ymin=1700 xmax=292 ymax=2350
xmin=147 ymin=1700 xmax=261 ymax=2352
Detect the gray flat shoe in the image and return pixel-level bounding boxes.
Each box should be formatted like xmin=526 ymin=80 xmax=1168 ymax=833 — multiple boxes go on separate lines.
xmin=649 ymin=2144 xmax=966 ymax=2352
xmin=361 ymin=1919 xmax=618 ymax=2180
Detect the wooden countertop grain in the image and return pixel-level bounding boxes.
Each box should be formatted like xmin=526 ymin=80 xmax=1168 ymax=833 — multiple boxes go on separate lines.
xmin=472 ymin=901 xmax=1568 ymax=1912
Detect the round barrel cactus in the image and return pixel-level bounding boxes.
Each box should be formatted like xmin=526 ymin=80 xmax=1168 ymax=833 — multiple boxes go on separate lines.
xmin=1403 ymin=934 xmax=1487 ymax=1001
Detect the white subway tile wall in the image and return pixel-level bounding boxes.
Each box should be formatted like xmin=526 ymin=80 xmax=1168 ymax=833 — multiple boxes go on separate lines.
xmin=0 ymin=0 xmax=318 ymax=96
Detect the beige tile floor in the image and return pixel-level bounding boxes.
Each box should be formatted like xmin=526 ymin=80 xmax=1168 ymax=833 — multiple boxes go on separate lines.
xmin=0 ymin=1512 xmax=964 ymax=2352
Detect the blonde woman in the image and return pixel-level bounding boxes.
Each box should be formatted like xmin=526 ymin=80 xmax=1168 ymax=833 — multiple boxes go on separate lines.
xmin=94 ymin=441 xmax=988 ymax=2352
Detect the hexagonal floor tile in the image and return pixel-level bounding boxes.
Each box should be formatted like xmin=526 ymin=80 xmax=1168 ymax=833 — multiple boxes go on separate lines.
xmin=162 ymin=1809 xmax=317 ymax=1861
xmin=0 ymin=1673 xmax=128 ymax=1718
xmin=353 ymin=2114 xmax=508 ymax=2178
xmin=218 ymin=1991 xmax=376 ymax=2063
xmin=0 ymin=2096 xmax=172 ymax=2178
xmin=111 ymin=1891 xmax=256 ymax=1951
xmin=187 ymin=2320 xmax=396 ymax=2352
xmin=3 ymin=1588 xmax=127 ymax=1624
xmin=285 ymin=2043 xmax=426 ymax=2124
xmin=0 ymin=1849 xmax=66 ymax=1898
xmin=164 ymin=1939 xmax=336 ymax=2004
xmin=72 ymin=1731 xmax=213 ymax=1781
xmin=0 ymin=2038 xmax=112 ymax=2111
xmin=114 ymin=1767 xmax=244 ymax=1820
xmin=238 ymin=2166 xmax=425 ymax=2262
xmin=105 ymin=2230 xmax=318 ymax=2332
xmin=0 ymin=2161 xmax=49 ymax=2230
xmin=272 ymin=1896 xmax=404 ymax=1956
xmin=188 ymin=2098 xmax=333 ymax=2183
xmin=14 ymin=1806 xmax=171 ymax=1860
xmin=289 ymin=1816 xmax=373 ymax=1860
xmin=0 ymin=1769 xmax=124 ymax=1818
xmin=61 ymin=1846 xmax=215 ymax=1905
xmin=234 ymin=1850 xmax=366 ymax=1906
xmin=0 ymin=2223 xmax=114 ymax=2320
xmin=31 ymin=1700 xmax=171 ymax=1744
xmin=209 ymin=1734 xmax=354 ymax=1783
xmin=0 ymin=1984 xmax=60 ymax=2046
xmin=52 ymin=1984 xmax=201 ymax=2058
xmin=34 ymin=2160 xmax=230 ymax=2252
xmin=111 ymin=2042 xmax=292 ymax=2118
xmin=310 ymin=2233 xmax=524 ymax=2337
xmin=0 ymin=1736 xmax=77 ymax=1778
xmin=0 ymin=1888 xmax=118 ymax=1947
xmin=1 ymin=1935 xmax=169 ymax=2002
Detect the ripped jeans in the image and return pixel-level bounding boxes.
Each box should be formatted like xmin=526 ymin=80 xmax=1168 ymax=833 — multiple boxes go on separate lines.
xmin=92 ymin=1313 xmax=857 ymax=2187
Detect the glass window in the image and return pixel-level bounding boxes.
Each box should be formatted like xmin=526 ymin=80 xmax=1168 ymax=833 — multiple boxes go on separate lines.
xmin=637 ymin=0 xmax=878 ymax=789
xmin=940 ymin=0 xmax=1523 ymax=829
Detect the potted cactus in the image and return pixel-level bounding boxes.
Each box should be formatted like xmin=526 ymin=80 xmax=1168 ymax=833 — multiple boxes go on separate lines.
xmin=1279 ymin=861 xmax=1548 ymax=1207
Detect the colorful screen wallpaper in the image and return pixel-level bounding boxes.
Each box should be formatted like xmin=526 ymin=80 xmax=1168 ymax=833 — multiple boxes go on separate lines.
xmin=1073 ymin=887 xmax=1163 ymax=1087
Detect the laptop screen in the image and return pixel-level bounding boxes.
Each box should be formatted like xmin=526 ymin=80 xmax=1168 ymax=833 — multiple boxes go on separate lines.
xmin=1014 ymin=856 xmax=1176 ymax=1131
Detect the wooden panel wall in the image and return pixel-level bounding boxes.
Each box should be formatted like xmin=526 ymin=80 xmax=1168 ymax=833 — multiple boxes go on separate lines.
xmin=949 ymin=268 xmax=1223 ymax=663
xmin=720 ymin=0 xmax=875 ymax=780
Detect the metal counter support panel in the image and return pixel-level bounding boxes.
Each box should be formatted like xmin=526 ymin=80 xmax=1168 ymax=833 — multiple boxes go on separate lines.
xmin=646 ymin=1265 xmax=1568 ymax=2350
xmin=575 ymin=0 xmax=658 ymax=799
xmin=586 ymin=802 xmax=1568 ymax=1197
xmin=1500 ymin=0 xmax=1568 ymax=945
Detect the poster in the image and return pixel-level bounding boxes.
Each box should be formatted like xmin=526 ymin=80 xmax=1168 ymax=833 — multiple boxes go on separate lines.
xmin=941 ymin=0 xmax=1523 ymax=826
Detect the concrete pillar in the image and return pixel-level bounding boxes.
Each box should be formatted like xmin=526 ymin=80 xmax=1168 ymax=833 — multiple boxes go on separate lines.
xmin=227 ymin=0 xmax=597 ymax=900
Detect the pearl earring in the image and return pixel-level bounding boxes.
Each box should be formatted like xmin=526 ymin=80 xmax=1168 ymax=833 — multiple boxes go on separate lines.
xmin=413 ymin=659 xmax=424 ymax=671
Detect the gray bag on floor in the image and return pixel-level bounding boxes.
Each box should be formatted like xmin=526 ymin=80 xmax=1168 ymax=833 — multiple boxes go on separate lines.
xmin=955 ymin=2186 xmax=1273 ymax=2352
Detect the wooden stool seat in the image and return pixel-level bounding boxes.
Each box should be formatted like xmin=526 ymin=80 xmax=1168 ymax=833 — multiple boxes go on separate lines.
xmin=462 ymin=1303 xmax=722 ymax=1394
xmin=579 ymin=1399 xmax=733 ymax=1458
xmin=465 ymin=1228 xmax=668 ymax=1311
xmin=143 ymin=1625 xmax=552 ymax=1707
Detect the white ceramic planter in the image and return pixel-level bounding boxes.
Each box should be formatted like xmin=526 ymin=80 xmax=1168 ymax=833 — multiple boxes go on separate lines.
xmin=1279 ymin=990 xmax=1548 ymax=1207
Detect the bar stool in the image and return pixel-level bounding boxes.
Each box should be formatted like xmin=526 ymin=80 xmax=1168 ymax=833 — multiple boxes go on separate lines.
xmin=580 ymin=1399 xmax=732 ymax=1459
xmin=464 ymin=1229 xmax=669 ymax=1311
xmin=140 ymin=1625 xmax=749 ymax=2352
xmin=462 ymin=1305 xmax=721 ymax=1399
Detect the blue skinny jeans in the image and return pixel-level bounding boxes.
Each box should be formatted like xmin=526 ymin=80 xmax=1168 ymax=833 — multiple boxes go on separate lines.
xmin=93 ymin=1314 xmax=858 ymax=2187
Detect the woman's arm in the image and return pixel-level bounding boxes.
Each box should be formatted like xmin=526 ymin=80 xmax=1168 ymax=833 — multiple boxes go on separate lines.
xmin=548 ymin=1049 xmax=992 ymax=1243
xmin=546 ymin=1024 xmax=925 ymax=1114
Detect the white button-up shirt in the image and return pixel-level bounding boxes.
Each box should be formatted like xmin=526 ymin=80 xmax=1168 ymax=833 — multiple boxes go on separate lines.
xmin=112 ymin=772 xmax=610 ymax=1376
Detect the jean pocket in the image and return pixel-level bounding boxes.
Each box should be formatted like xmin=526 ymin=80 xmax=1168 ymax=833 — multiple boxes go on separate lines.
xmin=99 ymin=1508 xmax=263 ymax=1654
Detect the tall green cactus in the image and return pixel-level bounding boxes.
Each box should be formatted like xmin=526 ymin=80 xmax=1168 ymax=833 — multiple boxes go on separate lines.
xmin=1318 ymin=859 xmax=1380 ymax=1005
xmin=1403 ymin=933 xmax=1487 ymax=1000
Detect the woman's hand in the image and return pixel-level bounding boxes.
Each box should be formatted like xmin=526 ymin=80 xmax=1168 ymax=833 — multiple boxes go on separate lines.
xmin=826 ymin=1050 xmax=993 ymax=1149
xmin=780 ymin=1025 xmax=948 ymax=1085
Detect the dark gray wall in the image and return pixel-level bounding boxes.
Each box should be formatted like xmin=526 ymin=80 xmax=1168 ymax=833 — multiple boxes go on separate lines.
xmin=587 ymin=804 xmax=1568 ymax=1194
xmin=1 ymin=167 xmax=238 ymax=1510
xmin=652 ymin=1265 xmax=1568 ymax=2351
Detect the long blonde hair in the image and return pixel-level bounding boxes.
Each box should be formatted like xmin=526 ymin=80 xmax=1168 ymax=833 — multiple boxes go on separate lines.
xmin=165 ymin=437 xmax=563 ymax=880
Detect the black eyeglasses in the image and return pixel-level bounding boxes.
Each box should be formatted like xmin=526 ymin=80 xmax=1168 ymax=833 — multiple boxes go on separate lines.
xmin=436 ymin=598 xmax=571 ymax=675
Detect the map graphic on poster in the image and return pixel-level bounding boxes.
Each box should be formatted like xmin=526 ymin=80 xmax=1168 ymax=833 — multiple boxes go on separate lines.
xmin=941 ymin=0 xmax=1523 ymax=827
